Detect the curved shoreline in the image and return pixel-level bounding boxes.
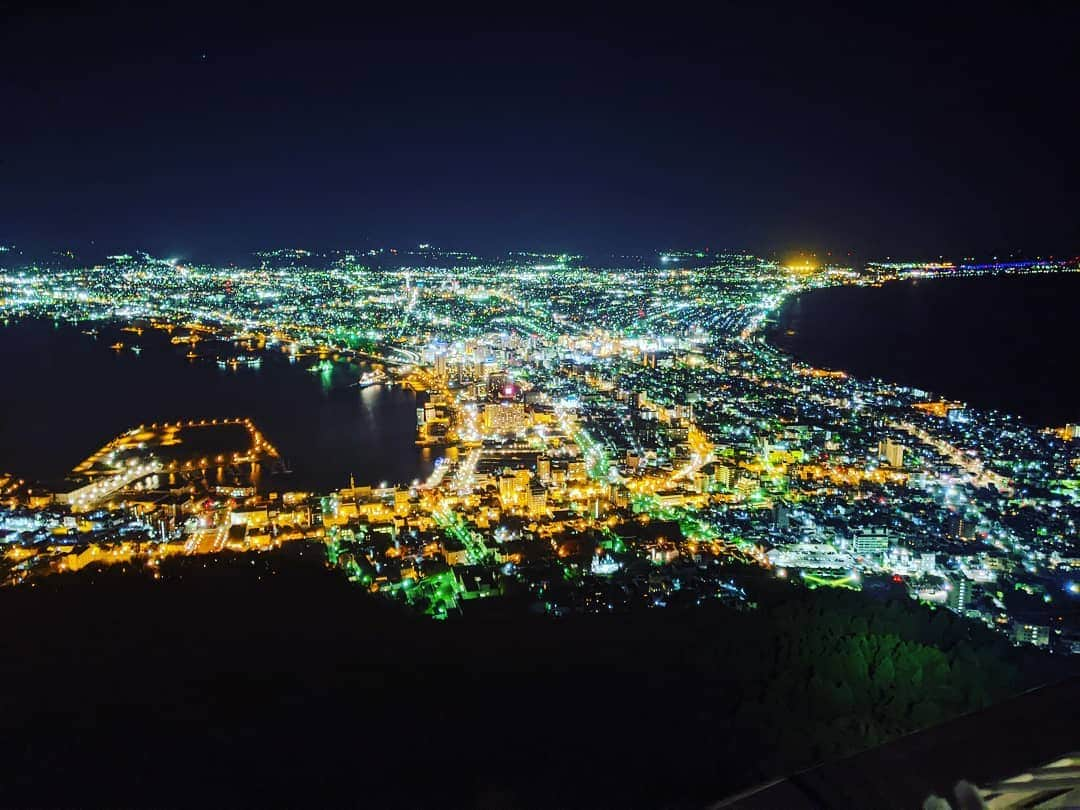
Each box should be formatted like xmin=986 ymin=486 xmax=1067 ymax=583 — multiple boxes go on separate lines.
xmin=759 ymin=270 xmax=1080 ymax=426
xmin=0 ymin=318 xmax=432 ymax=489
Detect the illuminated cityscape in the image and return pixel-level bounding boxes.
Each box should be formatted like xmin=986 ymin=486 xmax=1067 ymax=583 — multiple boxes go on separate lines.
xmin=2 ymin=248 xmax=1078 ymax=649
xmin=4 ymin=4 xmax=1080 ymax=807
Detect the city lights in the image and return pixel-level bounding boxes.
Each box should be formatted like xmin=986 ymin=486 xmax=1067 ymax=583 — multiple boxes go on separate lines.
xmin=0 ymin=247 xmax=1077 ymax=648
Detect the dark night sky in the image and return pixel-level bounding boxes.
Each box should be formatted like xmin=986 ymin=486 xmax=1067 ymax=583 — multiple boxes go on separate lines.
xmin=2 ymin=2 xmax=1078 ymax=260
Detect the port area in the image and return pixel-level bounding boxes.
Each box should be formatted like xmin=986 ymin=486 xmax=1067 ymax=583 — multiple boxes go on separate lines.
xmin=74 ymin=417 xmax=279 ymax=477
xmin=53 ymin=418 xmax=281 ymax=511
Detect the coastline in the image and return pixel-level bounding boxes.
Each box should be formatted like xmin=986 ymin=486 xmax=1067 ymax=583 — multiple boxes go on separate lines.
xmin=758 ymin=269 xmax=1080 ymax=427
xmin=0 ymin=318 xmax=432 ymax=490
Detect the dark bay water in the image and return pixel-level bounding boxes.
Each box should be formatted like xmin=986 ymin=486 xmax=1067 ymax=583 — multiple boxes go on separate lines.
xmin=0 ymin=320 xmax=432 ymax=490
xmin=770 ymin=273 xmax=1080 ymax=426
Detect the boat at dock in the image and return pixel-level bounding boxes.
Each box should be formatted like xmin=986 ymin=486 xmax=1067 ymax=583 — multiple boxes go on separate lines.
xmin=357 ymin=369 xmax=388 ymax=388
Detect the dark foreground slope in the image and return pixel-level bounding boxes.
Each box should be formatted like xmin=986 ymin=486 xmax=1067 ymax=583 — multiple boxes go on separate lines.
xmin=0 ymin=545 xmax=1073 ymax=809
xmin=724 ymin=676 xmax=1080 ymax=808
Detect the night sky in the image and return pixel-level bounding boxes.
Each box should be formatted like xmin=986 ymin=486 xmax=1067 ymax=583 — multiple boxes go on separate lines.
xmin=3 ymin=3 xmax=1078 ymax=260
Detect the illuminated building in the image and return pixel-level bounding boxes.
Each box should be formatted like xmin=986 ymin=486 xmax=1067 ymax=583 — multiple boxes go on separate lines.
xmin=766 ymin=543 xmax=854 ymax=570
xmin=496 ymin=473 xmax=514 ymax=507
xmin=852 ymin=526 xmax=890 ymax=558
xmin=919 ymin=553 xmax=938 ymax=574
xmin=590 ymin=551 xmax=620 ymax=575
xmin=945 ymin=512 xmax=975 ymax=541
xmin=231 ymin=506 xmax=271 ymax=528
xmin=946 ymin=577 xmax=972 ymax=613
xmin=735 ymin=475 xmax=758 ymax=498
xmin=1012 ymin=621 xmax=1051 ymax=648
xmin=3 ymin=244 xmax=1078 ymax=640
xmin=878 ymin=439 xmax=905 ymax=468
xmin=483 ymin=402 xmax=526 ymax=434
xmin=528 ymin=483 xmax=547 ymax=516
xmin=712 ymin=464 xmax=734 ymax=489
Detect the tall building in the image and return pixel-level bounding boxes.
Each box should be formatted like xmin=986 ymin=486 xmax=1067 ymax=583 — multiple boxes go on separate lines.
xmin=947 ymin=577 xmax=972 ymax=613
xmin=878 ymin=439 xmax=905 ymax=468
xmin=528 ymin=483 xmax=547 ymax=516
xmin=498 ymin=473 xmax=518 ymax=508
xmin=536 ymin=456 xmax=551 ymax=482
xmin=713 ymin=464 xmax=734 ymax=490
xmin=514 ymin=469 xmax=531 ymax=494
xmin=772 ymin=500 xmax=790 ymax=531
xmin=853 ymin=526 xmax=890 ymax=558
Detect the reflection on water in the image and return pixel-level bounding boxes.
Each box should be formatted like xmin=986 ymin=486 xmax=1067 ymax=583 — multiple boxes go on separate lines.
xmin=0 ymin=319 xmax=433 ymax=491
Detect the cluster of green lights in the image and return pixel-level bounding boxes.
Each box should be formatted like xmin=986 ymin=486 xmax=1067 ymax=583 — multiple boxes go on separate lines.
xmin=801 ymin=571 xmax=861 ymax=591
xmin=573 ymin=427 xmax=613 ymax=482
xmin=324 ymin=526 xmax=461 ymax=619
xmin=433 ymin=508 xmax=492 ymax=565
xmin=599 ymin=526 xmax=626 ymax=554
xmin=404 ymin=570 xmax=462 ymax=619
xmin=630 ymin=493 xmax=755 ymax=558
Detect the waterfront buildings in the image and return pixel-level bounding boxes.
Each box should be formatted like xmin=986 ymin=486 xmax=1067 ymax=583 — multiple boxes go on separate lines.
xmin=0 ymin=247 xmax=1078 ymax=648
